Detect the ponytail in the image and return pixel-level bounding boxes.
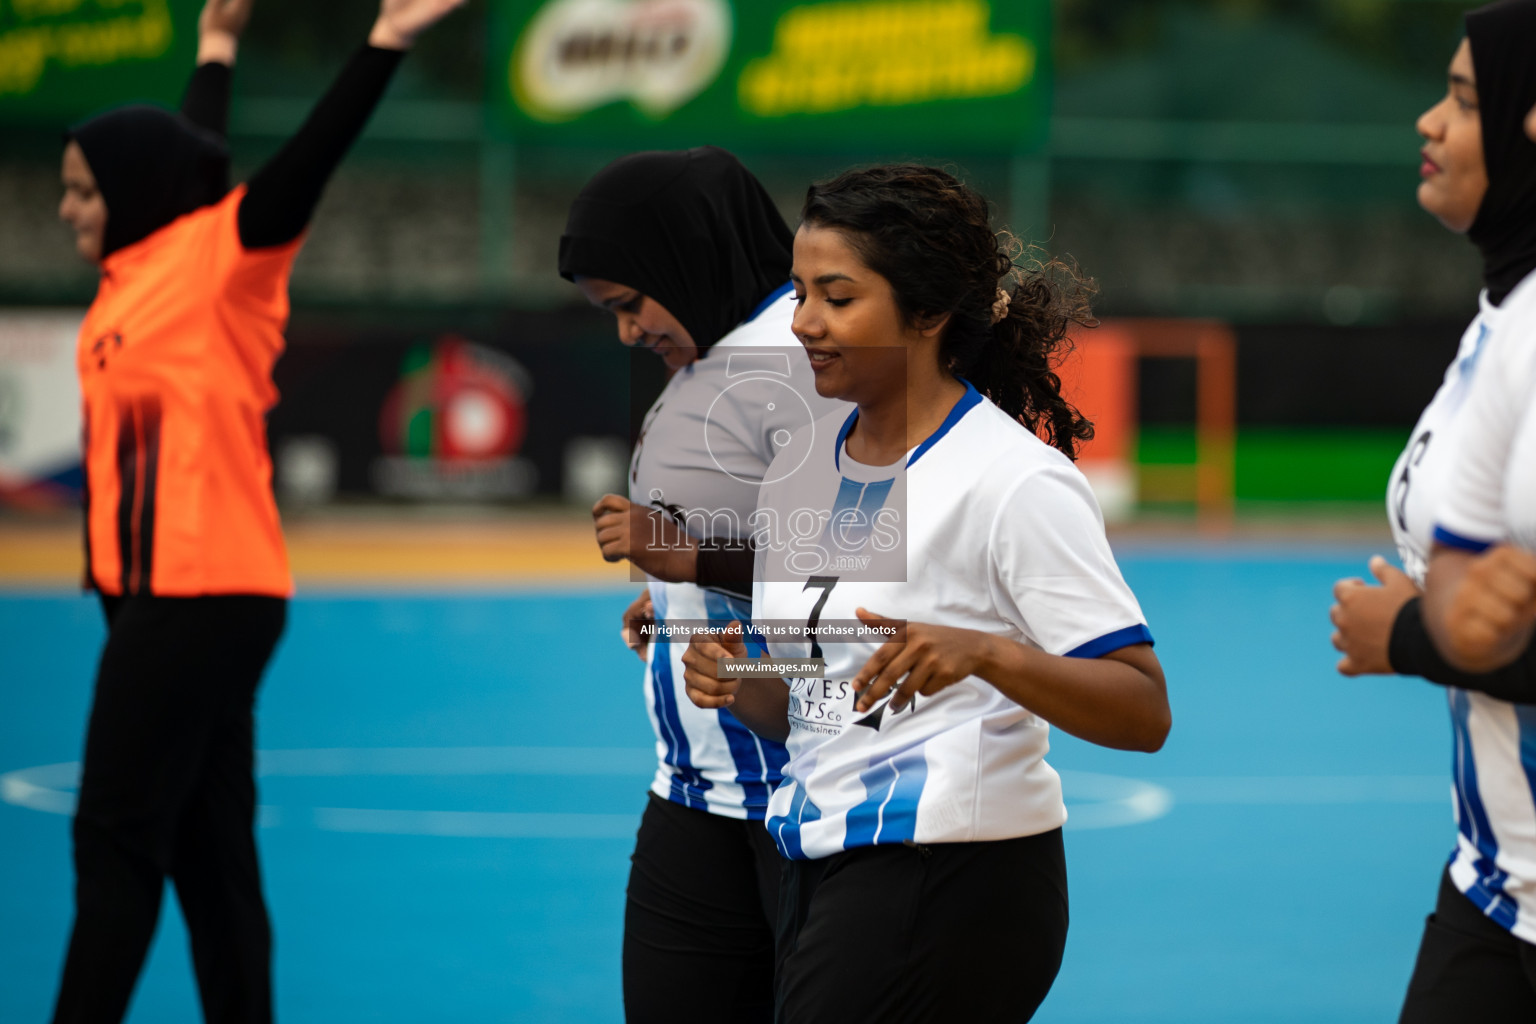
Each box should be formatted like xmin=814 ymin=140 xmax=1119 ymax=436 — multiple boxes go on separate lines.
xmin=960 ymin=247 xmax=1097 ymax=460
xmin=803 ymin=165 xmax=1099 ymax=459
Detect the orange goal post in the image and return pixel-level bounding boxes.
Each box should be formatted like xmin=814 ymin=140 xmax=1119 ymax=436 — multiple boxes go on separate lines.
xmin=1053 ymin=319 xmax=1237 ymax=522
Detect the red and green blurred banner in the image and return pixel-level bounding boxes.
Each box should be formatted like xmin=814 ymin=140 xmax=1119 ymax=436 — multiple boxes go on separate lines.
xmin=0 ymin=0 xmax=200 ymax=126
xmin=488 ymin=0 xmax=1052 ymax=150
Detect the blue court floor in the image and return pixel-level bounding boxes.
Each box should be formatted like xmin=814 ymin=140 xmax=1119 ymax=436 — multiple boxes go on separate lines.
xmin=1 ymin=549 xmax=1455 ymax=1023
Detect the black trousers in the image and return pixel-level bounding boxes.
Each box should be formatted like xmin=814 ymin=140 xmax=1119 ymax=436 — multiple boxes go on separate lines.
xmin=51 ymin=594 xmax=286 ymax=1024
xmin=623 ymin=792 xmax=783 ymax=1023
xmin=776 ymin=829 xmax=1069 ymax=1024
xmin=1399 ymin=868 xmax=1536 ymax=1023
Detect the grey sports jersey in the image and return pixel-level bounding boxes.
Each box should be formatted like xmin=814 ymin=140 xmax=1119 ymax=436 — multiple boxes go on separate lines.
xmin=630 ymin=289 xmax=844 ymax=540
xmin=629 ymin=286 xmax=849 ymax=818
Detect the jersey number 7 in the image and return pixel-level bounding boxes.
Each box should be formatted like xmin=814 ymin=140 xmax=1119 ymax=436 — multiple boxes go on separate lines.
xmin=802 ymin=575 xmax=838 ymax=660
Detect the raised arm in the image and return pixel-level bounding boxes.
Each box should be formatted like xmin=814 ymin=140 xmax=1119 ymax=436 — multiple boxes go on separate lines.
xmin=237 ymin=0 xmax=465 ymax=250
xmin=180 ymin=0 xmax=255 ymax=138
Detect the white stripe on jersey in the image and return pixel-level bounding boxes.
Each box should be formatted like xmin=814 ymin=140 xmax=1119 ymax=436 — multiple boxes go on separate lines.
xmin=643 ymin=582 xmax=784 ymax=818
xmin=1429 ymin=272 xmax=1536 ymax=943
xmin=754 ymin=381 xmax=1152 ymax=859
xmin=631 ymin=285 xmax=849 ymax=819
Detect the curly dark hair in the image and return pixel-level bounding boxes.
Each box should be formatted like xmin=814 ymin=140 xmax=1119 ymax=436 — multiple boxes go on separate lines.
xmin=801 ymin=164 xmax=1098 ymax=459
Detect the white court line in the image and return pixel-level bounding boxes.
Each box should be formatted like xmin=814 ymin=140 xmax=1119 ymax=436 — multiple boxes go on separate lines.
xmin=311 ymin=807 xmax=640 ymax=839
xmin=1060 ymin=771 xmax=1173 ymax=831
xmin=0 ymin=761 xmax=78 ymax=816
xmin=1 ymin=748 xmax=1443 ymax=839
xmin=1149 ymin=775 xmax=1448 ymax=805
xmin=255 ymin=746 xmax=656 ymax=777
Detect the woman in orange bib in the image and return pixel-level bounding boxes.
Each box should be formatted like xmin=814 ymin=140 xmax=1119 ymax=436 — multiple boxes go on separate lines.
xmin=51 ymin=1 xmax=463 ymax=1021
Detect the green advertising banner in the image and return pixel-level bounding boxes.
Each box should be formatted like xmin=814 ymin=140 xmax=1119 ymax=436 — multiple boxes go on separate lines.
xmin=489 ymin=0 xmax=1051 ymax=150
xmin=1 ymin=0 xmax=199 ymax=127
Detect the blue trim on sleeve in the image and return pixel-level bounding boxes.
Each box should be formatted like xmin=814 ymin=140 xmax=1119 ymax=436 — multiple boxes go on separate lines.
xmin=1433 ymin=526 xmax=1494 ymax=553
xmin=745 ymin=281 xmax=793 ymax=324
xmin=1065 ymin=623 xmax=1155 ymax=659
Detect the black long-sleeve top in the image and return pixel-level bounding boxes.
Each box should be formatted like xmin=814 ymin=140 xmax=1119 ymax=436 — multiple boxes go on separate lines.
xmin=1390 ymin=596 xmax=1536 ymax=703
xmin=180 ymin=60 xmax=232 ymax=138
xmin=179 ymin=44 xmax=404 ymax=250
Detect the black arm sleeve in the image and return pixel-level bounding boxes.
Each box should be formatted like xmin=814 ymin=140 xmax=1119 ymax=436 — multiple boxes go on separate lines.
xmin=180 ymin=61 xmax=232 ymax=138
xmin=237 ymin=44 xmax=404 ymax=250
xmin=1389 ymin=596 xmax=1536 ymax=703
xmin=696 ymin=540 xmax=755 ymax=602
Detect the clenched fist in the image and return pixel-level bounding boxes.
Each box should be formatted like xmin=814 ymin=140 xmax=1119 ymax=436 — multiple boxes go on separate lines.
xmin=1330 ymin=556 xmax=1419 ymax=676
xmin=681 ymin=622 xmax=748 ymax=710
xmin=1443 ymin=544 xmax=1536 ymax=672
xmin=196 ymin=0 xmax=255 ymax=63
xmin=591 ymin=494 xmax=697 ymax=582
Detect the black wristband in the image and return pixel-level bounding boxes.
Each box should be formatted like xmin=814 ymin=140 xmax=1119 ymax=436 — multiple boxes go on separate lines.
xmin=695 ymin=541 xmax=754 ymax=601
xmin=1389 ymin=595 xmax=1536 ymax=702
xmin=1388 ymin=597 xmax=1435 ymax=678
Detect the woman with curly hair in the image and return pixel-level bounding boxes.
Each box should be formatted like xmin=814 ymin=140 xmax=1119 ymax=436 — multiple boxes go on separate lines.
xmin=681 ymin=164 xmax=1171 ymax=1023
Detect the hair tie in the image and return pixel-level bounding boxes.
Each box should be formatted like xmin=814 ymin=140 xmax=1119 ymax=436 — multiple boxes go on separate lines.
xmin=989 ymin=287 xmax=1012 ymax=325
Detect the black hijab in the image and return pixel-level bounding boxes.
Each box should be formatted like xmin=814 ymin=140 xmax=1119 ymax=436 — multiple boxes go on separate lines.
xmin=558 ymin=146 xmax=793 ymax=348
xmin=1466 ymin=0 xmax=1536 ymax=305
xmin=67 ymin=105 xmax=229 ymax=260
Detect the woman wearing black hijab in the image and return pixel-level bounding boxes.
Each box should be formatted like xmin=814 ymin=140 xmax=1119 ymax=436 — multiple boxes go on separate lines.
xmin=1324 ymin=1 xmax=1536 ymax=1018
xmin=560 ymin=147 xmax=845 ymax=1023
xmin=52 ymin=2 xmax=462 ymax=1022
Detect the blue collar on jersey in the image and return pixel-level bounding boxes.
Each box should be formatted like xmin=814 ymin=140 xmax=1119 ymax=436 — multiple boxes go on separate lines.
xmin=834 ymin=377 xmax=983 ymax=472
xmin=744 ymin=281 xmax=794 ymax=324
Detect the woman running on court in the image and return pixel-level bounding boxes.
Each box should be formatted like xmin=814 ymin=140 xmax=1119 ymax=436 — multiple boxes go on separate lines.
xmin=1327 ymin=0 xmax=1536 ymax=1017
xmin=52 ymin=1 xmax=463 ymax=1021
xmin=682 ymin=165 xmax=1171 ymax=1023
xmin=560 ymin=147 xmax=844 ymax=1023
xmin=1414 ymin=268 xmax=1536 ymax=1015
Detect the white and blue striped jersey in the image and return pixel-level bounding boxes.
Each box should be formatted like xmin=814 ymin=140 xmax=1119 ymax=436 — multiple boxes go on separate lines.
xmin=1427 ymin=274 xmax=1536 ymax=944
xmin=1387 ymin=292 xmax=1502 ymax=584
xmin=753 ymin=382 xmax=1153 ymax=859
xmin=631 ymin=284 xmax=847 ymax=819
